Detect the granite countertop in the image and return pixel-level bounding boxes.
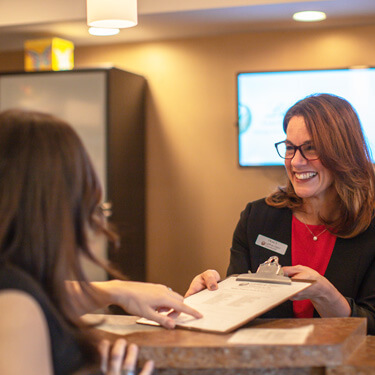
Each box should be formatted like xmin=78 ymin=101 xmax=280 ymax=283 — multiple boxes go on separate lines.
xmin=83 ymin=314 xmax=366 ymax=370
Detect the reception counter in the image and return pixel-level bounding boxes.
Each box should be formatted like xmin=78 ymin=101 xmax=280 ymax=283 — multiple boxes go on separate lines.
xmin=84 ymin=314 xmax=371 ymax=374
xmin=326 ymin=336 xmax=375 ymax=375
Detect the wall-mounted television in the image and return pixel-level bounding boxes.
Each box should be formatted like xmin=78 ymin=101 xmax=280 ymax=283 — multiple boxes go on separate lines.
xmin=237 ymin=67 xmax=375 ymax=166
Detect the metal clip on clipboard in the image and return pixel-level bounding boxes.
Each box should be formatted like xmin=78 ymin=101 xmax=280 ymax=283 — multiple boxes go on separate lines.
xmin=236 ymin=256 xmax=291 ymax=285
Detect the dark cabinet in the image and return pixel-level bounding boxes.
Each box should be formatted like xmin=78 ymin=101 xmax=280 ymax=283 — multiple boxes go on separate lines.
xmin=0 ymin=68 xmax=146 ymax=281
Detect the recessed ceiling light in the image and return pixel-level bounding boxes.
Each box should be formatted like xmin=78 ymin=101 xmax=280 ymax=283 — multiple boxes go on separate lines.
xmin=293 ymin=11 xmax=327 ymax=22
xmin=88 ymin=27 xmax=120 ymax=36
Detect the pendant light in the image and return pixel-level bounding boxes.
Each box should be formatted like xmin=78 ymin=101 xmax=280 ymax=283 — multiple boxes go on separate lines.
xmin=87 ymin=0 xmax=138 ymax=29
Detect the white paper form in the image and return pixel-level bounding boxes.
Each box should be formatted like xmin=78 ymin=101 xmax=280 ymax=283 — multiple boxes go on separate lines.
xmin=173 ymin=276 xmax=312 ymax=333
xmin=228 ymin=325 xmax=315 ymax=345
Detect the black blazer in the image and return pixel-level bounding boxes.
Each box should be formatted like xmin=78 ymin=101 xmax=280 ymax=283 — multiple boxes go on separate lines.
xmin=227 ymin=198 xmax=375 ymax=334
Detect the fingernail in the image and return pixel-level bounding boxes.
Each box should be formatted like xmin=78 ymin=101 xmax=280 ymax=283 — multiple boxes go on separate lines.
xmin=166 ymin=319 xmax=175 ymax=329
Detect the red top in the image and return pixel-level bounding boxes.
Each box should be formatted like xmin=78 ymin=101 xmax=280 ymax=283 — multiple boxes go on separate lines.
xmin=291 ymin=216 xmax=336 ymax=318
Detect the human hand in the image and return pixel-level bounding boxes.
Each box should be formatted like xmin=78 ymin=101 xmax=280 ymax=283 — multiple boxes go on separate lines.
xmin=99 ymin=338 xmax=154 ymax=375
xmin=97 ymin=280 xmax=203 ymax=329
xmin=282 ymin=265 xmax=351 ymax=317
xmin=282 ymin=265 xmax=329 ymax=301
xmin=184 ymin=270 xmax=221 ymax=298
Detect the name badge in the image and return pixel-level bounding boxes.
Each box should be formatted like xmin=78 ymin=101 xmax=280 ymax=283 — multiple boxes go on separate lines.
xmin=255 ymin=234 xmax=288 ymax=255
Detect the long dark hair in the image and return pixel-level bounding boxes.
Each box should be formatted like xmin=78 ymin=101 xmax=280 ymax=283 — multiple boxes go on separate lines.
xmin=0 ymin=109 xmax=118 ymax=350
xmin=266 ymin=93 xmax=375 ymax=238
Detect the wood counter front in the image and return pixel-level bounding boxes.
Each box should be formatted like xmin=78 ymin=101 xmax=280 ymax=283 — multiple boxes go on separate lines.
xmin=83 ymin=314 xmax=366 ymax=374
xmin=327 ymin=336 xmax=375 ymax=375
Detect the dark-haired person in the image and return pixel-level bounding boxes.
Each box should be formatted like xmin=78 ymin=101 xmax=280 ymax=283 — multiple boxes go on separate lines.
xmin=186 ymin=93 xmax=375 ymax=333
xmin=0 ymin=109 xmax=201 ymax=375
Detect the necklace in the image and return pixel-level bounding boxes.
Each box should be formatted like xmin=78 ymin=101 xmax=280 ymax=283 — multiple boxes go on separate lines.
xmin=301 ymin=219 xmax=327 ymax=241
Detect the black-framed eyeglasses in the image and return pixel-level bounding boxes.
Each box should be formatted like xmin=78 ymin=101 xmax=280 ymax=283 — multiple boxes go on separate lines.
xmin=274 ymin=141 xmax=319 ymax=161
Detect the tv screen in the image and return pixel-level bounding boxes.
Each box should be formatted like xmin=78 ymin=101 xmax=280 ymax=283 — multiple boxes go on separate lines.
xmin=237 ymin=68 xmax=375 ymax=166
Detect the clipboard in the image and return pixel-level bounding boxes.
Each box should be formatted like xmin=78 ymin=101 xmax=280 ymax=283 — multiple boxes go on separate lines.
xmin=236 ymin=256 xmax=292 ymax=285
xmin=137 ymin=257 xmax=313 ymax=334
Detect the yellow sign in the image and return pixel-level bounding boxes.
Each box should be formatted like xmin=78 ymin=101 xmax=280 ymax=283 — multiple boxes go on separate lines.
xmin=24 ymin=38 xmax=74 ymax=72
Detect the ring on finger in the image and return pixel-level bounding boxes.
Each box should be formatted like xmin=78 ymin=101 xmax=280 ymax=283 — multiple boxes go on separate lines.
xmin=121 ymin=370 xmax=135 ymax=375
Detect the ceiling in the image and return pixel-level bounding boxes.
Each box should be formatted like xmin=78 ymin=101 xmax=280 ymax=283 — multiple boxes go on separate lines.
xmin=1 ymin=0 xmax=375 ymax=52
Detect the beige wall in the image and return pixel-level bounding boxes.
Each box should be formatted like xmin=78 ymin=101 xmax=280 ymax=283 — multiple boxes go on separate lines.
xmin=1 ymin=25 xmax=375 ymax=294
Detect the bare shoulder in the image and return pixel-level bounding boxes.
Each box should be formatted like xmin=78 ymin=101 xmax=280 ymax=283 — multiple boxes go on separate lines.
xmin=0 ymin=289 xmax=47 ymax=331
xmin=0 ymin=290 xmax=53 ymax=375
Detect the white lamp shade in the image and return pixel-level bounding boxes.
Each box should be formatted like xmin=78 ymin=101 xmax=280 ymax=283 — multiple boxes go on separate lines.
xmin=87 ymin=0 xmax=138 ymax=29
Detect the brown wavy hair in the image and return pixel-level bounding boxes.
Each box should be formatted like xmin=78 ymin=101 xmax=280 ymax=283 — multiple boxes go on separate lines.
xmin=266 ymin=93 xmax=375 ymax=238
xmin=0 ymin=109 xmax=120 ymax=359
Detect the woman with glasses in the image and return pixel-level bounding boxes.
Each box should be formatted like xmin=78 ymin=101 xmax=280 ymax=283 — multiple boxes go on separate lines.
xmin=186 ymin=93 xmax=375 ymax=333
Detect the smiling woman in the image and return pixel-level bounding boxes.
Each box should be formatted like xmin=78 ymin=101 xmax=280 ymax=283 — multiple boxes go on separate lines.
xmin=185 ymin=93 xmax=375 ymax=334
xmin=270 ymin=93 xmax=375 ymax=238
xmin=281 ymin=115 xmax=336 ymax=213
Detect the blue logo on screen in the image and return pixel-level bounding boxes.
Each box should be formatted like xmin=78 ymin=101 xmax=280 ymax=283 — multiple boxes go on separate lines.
xmin=238 ymin=104 xmax=251 ymax=134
